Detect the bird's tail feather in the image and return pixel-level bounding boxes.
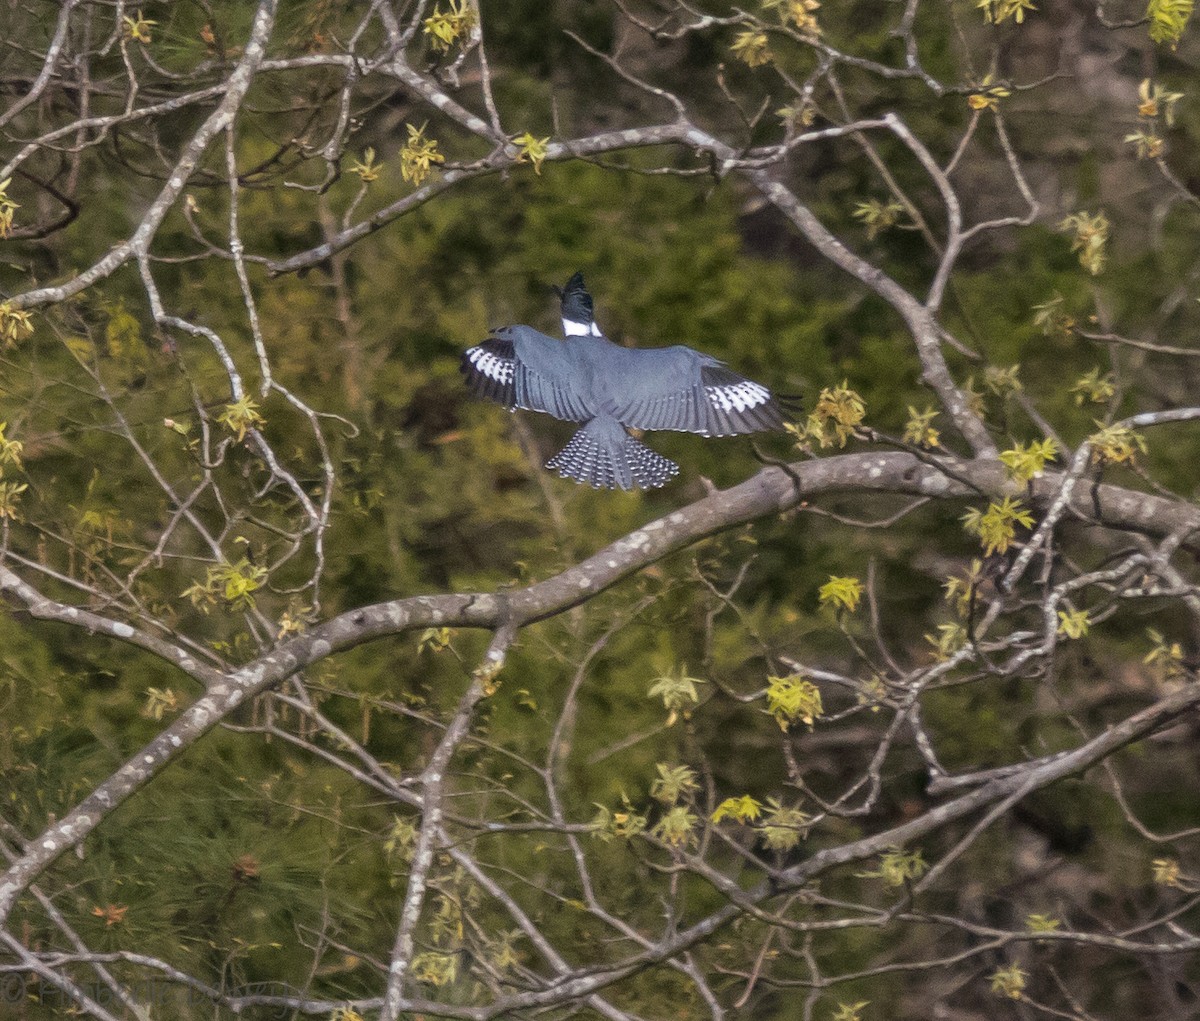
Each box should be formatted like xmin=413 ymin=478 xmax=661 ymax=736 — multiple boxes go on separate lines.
xmin=546 ymin=416 xmax=678 ymax=491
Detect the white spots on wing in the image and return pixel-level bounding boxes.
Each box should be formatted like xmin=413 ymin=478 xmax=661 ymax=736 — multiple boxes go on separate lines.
xmin=466 ymin=346 xmax=514 ymax=383
xmin=706 ymin=381 xmax=770 ymax=413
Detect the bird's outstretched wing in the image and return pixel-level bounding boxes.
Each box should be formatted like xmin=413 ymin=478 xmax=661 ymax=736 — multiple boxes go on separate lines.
xmin=601 ymin=346 xmax=785 ymax=436
xmin=461 ymin=337 xmax=517 ymax=406
xmin=461 ymin=326 xmax=592 ymax=423
xmin=698 ymin=364 xmax=787 ymax=435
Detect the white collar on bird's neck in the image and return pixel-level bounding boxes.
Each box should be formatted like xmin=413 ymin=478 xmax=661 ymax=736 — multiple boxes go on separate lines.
xmin=562 ymin=318 xmax=602 ymax=337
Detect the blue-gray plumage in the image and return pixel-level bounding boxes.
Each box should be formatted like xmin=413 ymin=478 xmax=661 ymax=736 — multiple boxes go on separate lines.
xmin=461 ymin=274 xmax=788 ymax=490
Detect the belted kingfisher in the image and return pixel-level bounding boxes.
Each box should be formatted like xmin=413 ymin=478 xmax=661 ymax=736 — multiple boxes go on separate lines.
xmin=461 ymin=273 xmax=788 ymax=490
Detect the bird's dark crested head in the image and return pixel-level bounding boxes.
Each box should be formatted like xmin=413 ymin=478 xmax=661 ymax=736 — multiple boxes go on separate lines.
xmin=558 ymin=271 xmax=594 ymax=327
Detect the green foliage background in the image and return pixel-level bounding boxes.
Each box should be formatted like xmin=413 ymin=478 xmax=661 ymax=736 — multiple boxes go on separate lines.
xmin=2 ymin=0 xmax=1200 ymax=1017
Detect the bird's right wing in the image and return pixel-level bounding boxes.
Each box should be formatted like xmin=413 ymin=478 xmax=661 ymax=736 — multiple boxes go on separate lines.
xmin=606 ymin=347 xmax=785 ymax=436
xmin=461 ymin=328 xmax=592 ymax=423
xmin=698 ymin=364 xmax=787 ymax=435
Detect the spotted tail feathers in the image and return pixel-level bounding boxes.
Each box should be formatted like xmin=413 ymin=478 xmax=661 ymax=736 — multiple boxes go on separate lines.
xmin=545 ymin=415 xmax=678 ymax=491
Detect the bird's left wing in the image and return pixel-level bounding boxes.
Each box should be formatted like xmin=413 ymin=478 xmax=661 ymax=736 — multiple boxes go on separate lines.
xmin=461 ymin=326 xmax=592 ymax=422
xmin=461 ymin=337 xmax=519 ymax=407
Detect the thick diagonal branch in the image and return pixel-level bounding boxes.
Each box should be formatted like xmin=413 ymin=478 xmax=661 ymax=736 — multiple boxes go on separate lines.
xmin=1 ymin=450 xmax=1195 ymax=923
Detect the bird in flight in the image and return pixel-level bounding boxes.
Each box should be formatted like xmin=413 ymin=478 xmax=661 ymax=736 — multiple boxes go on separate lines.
xmin=461 ymin=273 xmax=789 ymax=490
